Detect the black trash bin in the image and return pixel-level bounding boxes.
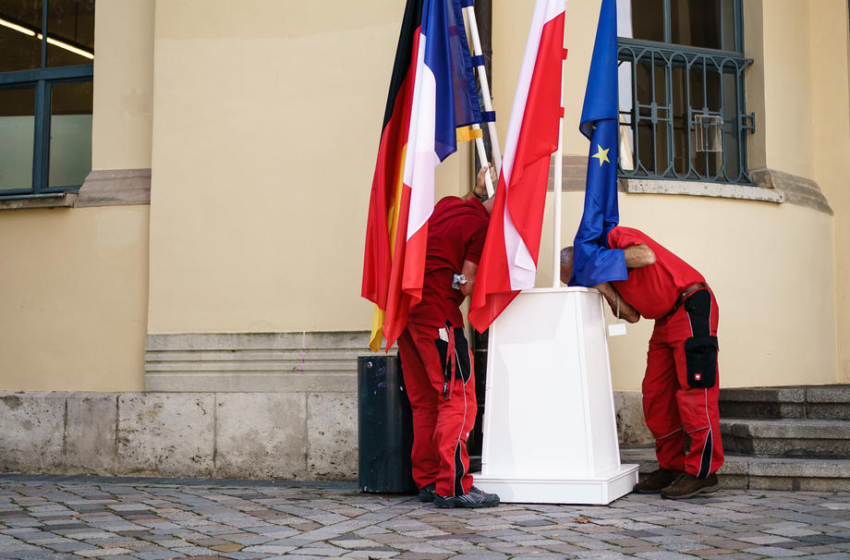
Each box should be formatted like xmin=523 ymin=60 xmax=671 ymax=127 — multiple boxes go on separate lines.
xmin=357 ymin=355 xmax=416 ymax=493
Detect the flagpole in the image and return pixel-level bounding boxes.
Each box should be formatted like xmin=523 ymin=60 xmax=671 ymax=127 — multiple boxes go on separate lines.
xmin=552 ymin=5 xmax=566 ymax=289
xmin=552 ymin=80 xmax=564 ymax=288
xmin=463 ymin=2 xmax=502 ymax=176
xmin=474 ymin=127 xmax=496 ymax=196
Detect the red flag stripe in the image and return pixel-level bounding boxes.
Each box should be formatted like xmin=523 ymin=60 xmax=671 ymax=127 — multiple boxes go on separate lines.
xmin=469 ymin=1 xmax=566 ymax=333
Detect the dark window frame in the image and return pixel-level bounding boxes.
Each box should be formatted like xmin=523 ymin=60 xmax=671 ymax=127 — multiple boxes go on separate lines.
xmin=617 ymin=0 xmax=755 ymax=185
xmin=0 ymin=0 xmax=94 ymax=198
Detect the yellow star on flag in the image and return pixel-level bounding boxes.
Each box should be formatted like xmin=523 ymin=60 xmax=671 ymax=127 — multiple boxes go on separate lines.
xmin=592 ymin=144 xmax=610 ymax=167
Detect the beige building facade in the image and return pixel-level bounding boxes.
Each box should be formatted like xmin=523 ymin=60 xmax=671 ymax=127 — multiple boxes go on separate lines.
xmin=0 ymin=0 xmax=848 ymax=479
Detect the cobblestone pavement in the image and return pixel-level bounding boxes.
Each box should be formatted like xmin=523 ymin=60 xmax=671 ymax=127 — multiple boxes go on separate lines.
xmin=1 ymin=475 xmax=849 ymax=560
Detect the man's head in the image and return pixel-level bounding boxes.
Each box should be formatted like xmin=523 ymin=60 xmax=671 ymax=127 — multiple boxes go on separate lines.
xmin=560 ymin=246 xmax=574 ymax=285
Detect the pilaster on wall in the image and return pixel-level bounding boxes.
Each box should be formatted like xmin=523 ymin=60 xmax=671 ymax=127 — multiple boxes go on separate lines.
xmin=92 ymin=0 xmax=154 ymax=171
xmin=808 ymin=0 xmax=850 ymax=382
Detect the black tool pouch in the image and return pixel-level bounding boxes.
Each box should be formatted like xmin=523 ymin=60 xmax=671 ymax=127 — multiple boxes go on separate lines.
xmin=434 ymin=337 xmax=449 ymax=368
xmin=453 ymin=327 xmax=471 ymax=384
xmin=684 ymin=336 xmax=718 ymax=388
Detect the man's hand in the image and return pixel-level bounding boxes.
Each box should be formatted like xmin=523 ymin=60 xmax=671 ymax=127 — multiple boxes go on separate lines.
xmin=595 ymin=282 xmax=640 ymax=323
xmin=459 ymin=259 xmax=479 ymax=297
xmin=474 ymin=164 xmax=495 ymax=198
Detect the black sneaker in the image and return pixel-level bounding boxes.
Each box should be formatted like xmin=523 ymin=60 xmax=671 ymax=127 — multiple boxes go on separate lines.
xmin=417 ymin=483 xmax=436 ymax=502
xmin=434 ymin=486 xmax=500 ymax=508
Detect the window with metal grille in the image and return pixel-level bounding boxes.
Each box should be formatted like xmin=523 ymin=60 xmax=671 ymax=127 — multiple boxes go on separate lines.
xmin=617 ymin=0 xmax=754 ymax=184
xmin=0 ymin=0 xmax=94 ymax=200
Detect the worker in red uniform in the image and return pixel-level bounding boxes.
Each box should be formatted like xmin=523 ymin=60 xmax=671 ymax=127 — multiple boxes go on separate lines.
xmin=561 ymin=226 xmax=723 ymax=499
xmin=398 ymin=165 xmax=500 ymax=509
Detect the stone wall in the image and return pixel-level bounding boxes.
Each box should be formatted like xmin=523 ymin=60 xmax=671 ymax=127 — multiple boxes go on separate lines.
xmin=0 ymin=391 xmax=357 ymax=480
xmin=0 ymin=389 xmax=651 ymax=480
xmin=0 ymin=329 xmax=653 ymax=479
xmin=614 ymin=391 xmax=654 ymax=447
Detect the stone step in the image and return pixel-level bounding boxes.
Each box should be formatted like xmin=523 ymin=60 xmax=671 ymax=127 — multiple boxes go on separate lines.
xmin=719 ymin=418 xmax=850 ymax=458
xmin=719 ymin=384 xmax=850 ymax=419
xmin=621 ymin=446 xmax=850 ymax=492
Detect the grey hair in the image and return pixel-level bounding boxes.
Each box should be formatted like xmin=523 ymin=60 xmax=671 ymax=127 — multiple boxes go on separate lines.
xmin=560 ymin=246 xmax=574 ymax=267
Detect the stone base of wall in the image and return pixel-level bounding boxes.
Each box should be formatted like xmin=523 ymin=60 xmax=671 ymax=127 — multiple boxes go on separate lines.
xmin=614 ymin=391 xmax=653 ymax=447
xmin=0 ymin=391 xmax=357 ymax=480
xmin=0 ymin=388 xmax=650 ymax=480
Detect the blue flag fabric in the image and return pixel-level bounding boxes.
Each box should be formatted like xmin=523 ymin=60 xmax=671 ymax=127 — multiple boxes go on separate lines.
xmin=425 ymin=0 xmax=482 ymax=161
xmin=570 ymin=0 xmax=628 ymax=287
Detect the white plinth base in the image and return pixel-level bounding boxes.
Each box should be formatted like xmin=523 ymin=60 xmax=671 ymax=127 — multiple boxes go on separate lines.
xmin=473 ymin=464 xmax=638 ymax=505
xmin=476 ymin=288 xmax=636 ymax=505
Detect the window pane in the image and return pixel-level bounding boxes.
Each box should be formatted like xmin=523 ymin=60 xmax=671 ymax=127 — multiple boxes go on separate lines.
xmin=630 ymin=0 xmax=665 ymax=42
xmin=0 ymin=87 xmax=35 ymax=192
xmin=637 ymin=121 xmax=655 ymax=174
xmin=617 ymin=1 xmax=634 ymax=38
xmin=0 ymin=0 xmax=43 ymax=72
xmin=705 ymin=67 xmax=721 ymax=112
xmin=689 ymin=67 xmax=722 ymax=112
xmin=635 ymin=60 xmax=654 ymax=106
xmin=46 ymin=0 xmax=94 ymax=67
xmin=722 ymin=0 xmax=736 ymax=51
xmin=618 ymin=60 xmax=636 ymax=171
xmin=671 ymin=0 xmax=731 ymax=50
xmin=48 ymin=81 xmax=91 ymax=187
xmin=722 ymin=72 xmax=740 ymax=180
xmin=656 ymin=116 xmax=670 ymax=175
xmin=670 ymin=65 xmax=689 ymax=175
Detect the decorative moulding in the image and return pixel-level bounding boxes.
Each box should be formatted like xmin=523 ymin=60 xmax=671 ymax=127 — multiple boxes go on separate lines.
xmin=144 ymin=331 xmax=382 ymax=393
xmin=549 ymin=157 xmax=832 ymax=214
xmin=751 ymin=168 xmax=833 ymax=215
xmin=624 ymin=177 xmax=784 ymax=203
xmin=0 ymin=192 xmax=77 ymax=211
xmin=75 ymin=168 xmax=151 ymax=207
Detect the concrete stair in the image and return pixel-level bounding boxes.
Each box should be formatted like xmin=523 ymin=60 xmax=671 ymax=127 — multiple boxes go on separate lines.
xmin=623 ymin=385 xmax=850 ymax=491
xmin=719 ymin=385 xmax=850 ymax=420
xmin=621 ymin=447 xmax=850 ymax=491
xmin=720 ymin=418 xmax=850 ymax=458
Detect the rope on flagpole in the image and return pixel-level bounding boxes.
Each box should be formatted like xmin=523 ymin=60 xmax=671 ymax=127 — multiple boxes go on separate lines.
xmin=463 ymin=1 xmax=503 ymax=181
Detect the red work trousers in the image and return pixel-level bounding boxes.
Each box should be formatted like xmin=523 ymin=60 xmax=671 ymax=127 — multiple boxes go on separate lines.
xmin=398 ymin=322 xmax=477 ymax=498
xmin=643 ymin=288 xmax=724 ymax=478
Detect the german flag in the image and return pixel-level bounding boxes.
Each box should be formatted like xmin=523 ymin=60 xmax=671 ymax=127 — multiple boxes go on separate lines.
xmin=362 ymin=0 xmax=481 ymax=352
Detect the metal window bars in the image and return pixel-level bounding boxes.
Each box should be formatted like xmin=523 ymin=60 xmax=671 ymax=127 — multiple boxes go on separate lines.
xmin=617 ymin=39 xmax=754 ymax=184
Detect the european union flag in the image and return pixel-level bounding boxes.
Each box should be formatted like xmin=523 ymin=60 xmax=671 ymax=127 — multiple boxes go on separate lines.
xmin=570 ymin=0 xmax=628 ymax=287
xmin=427 ymin=0 xmax=482 ymax=161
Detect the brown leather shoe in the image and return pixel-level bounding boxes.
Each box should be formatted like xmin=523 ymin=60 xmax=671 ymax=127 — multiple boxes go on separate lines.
xmin=661 ymin=472 xmax=720 ymax=499
xmin=633 ymin=468 xmax=681 ymax=494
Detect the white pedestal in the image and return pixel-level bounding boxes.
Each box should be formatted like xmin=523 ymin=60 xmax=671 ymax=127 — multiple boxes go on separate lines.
xmin=473 ymin=287 xmax=638 ymax=505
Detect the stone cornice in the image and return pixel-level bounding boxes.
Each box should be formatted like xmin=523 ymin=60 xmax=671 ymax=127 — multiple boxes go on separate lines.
xmin=549 ymin=156 xmax=832 ymax=214
xmin=75 ymin=168 xmax=151 ymax=207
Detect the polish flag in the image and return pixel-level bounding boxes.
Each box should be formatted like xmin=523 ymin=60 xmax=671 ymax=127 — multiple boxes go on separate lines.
xmin=468 ymin=0 xmax=566 ymax=333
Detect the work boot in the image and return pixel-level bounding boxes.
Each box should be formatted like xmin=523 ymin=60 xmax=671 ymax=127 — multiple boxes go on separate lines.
xmin=633 ymin=468 xmax=681 ymax=494
xmin=661 ymin=472 xmax=720 ymax=500
xmin=417 ymin=483 xmax=436 ymax=503
xmin=434 ymin=486 xmax=500 ymax=508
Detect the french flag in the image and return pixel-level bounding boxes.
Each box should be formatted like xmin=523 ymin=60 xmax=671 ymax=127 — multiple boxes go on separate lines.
xmin=469 ymin=0 xmax=566 ymax=333
xmin=362 ymin=0 xmax=480 ymax=351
